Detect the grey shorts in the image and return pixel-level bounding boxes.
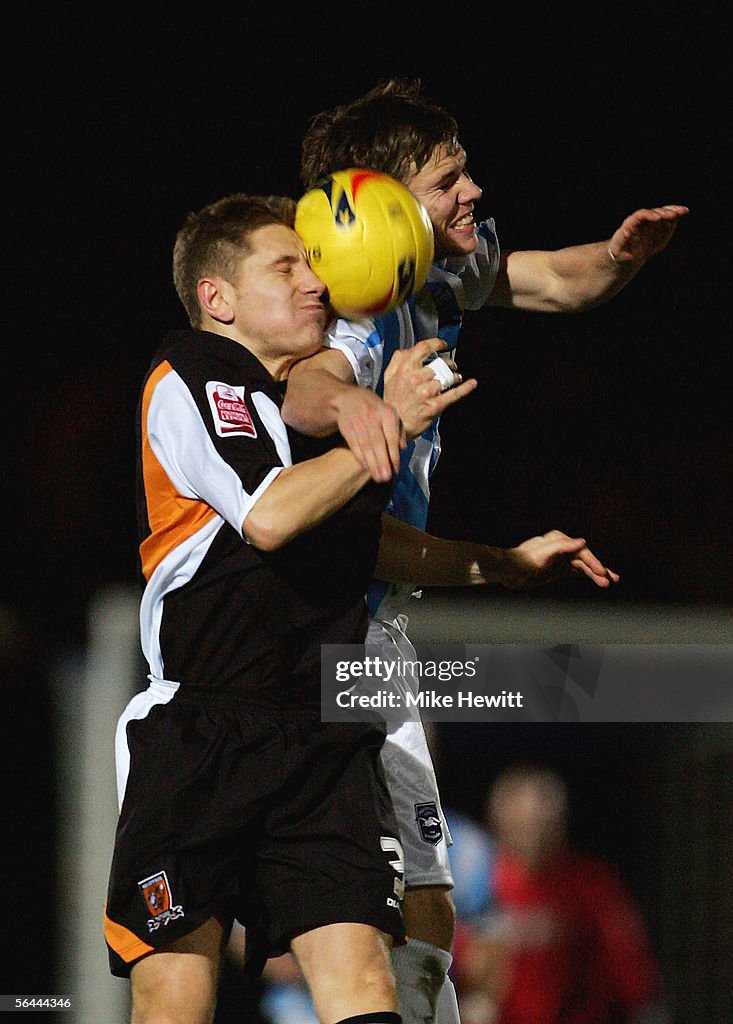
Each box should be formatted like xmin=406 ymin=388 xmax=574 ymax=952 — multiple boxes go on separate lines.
xmin=367 ymin=617 xmax=454 ymax=889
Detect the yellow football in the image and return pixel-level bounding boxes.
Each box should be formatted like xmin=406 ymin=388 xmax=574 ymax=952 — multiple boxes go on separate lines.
xmin=295 ymin=168 xmax=434 ymax=318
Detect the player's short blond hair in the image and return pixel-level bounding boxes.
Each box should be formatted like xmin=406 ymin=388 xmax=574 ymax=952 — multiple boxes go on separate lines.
xmin=173 ymin=193 xmax=297 ymax=328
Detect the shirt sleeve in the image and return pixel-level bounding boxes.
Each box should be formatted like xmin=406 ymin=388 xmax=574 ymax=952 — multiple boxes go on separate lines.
xmin=442 ymin=218 xmax=501 ymax=310
xmin=144 ymin=365 xmax=287 ymax=537
xmin=325 ymin=314 xmax=384 ymax=389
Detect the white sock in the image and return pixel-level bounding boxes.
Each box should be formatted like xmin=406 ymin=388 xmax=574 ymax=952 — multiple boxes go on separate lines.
xmin=391 ymin=938 xmax=459 ymax=1024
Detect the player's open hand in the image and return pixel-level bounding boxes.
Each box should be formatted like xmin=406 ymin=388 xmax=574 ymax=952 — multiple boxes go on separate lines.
xmin=503 ymin=530 xmax=620 ymax=590
xmin=383 ymin=338 xmax=477 ymax=442
xmin=608 ymin=205 xmax=689 ymax=265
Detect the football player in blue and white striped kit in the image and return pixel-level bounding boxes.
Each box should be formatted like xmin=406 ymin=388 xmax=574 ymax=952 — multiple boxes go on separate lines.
xmin=282 ymin=78 xmax=687 ymax=1024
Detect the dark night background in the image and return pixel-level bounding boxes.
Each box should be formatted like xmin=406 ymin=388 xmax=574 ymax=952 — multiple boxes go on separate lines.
xmin=3 ymin=4 xmax=731 ymax=1019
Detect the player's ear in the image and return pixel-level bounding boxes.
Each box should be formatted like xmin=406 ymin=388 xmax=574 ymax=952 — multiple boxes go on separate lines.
xmin=198 ymin=276 xmax=235 ymax=324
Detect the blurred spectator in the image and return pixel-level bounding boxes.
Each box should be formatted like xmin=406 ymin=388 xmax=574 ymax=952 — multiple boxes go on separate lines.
xmin=444 ymin=805 xmax=497 ymax=923
xmin=258 ymin=952 xmax=318 ymax=1024
xmin=449 ymin=764 xmax=670 ymax=1024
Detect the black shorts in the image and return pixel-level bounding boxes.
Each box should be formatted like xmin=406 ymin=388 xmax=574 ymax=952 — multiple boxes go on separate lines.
xmin=105 ymin=691 xmax=405 ymax=977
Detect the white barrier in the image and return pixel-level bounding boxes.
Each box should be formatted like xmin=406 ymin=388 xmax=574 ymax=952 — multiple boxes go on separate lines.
xmin=53 ymin=587 xmax=140 ymax=1024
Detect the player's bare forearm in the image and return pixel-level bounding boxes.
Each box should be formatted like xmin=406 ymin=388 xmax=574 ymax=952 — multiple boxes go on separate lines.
xmin=284 ymin=348 xmax=404 ymax=483
xmin=374 ymin=515 xmax=504 ymax=586
xmin=242 ymin=447 xmax=371 ymax=551
xmin=282 ymin=349 xmax=356 ymax=437
xmin=374 ymin=519 xmax=619 ymax=591
xmin=489 ymin=205 xmax=689 ymax=313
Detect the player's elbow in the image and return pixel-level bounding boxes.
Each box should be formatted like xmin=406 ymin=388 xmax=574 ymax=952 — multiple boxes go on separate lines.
xmin=242 ymin=511 xmax=292 ymax=552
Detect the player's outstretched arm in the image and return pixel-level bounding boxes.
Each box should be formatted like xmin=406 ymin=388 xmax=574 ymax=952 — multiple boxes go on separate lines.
xmin=283 ymin=347 xmax=405 ymax=483
xmin=374 ymin=518 xmax=619 ymax=591
xmin=487 ymin=204 xmax=689 ymax=313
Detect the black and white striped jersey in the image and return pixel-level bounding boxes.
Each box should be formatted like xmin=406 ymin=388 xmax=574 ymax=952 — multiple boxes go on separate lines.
xmin=136 ymin=328 xmax=389 ymax=705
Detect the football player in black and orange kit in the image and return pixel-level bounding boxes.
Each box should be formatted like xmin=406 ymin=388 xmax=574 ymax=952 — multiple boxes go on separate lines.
xmin=105 ymin=192 xmax=409 ymax=1024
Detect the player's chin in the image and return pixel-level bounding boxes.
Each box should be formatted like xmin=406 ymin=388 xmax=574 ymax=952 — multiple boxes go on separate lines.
xmin=444 ymin=227 xmax=479 ymax=257
xmin=300 ymin=306 xmax=328 ymax=331
xmin=292 ymin=320 xmax=327 ymax=354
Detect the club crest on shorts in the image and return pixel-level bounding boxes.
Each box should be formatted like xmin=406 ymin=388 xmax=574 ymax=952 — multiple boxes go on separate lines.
xmin=138 ymin=870 xmax=185 ymax=932
xmin=415 ymin=802 xmax=443 ymax=845
xmin=206 ymin=381 xmax=257 ymax=438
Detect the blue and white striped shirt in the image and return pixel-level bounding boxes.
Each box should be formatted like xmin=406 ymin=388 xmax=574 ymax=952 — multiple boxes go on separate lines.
xmin=327 ymin=219 xmax=501 ymax=619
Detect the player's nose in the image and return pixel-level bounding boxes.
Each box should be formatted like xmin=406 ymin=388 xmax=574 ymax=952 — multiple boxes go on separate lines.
xmin=300 ymin=263 xmax=328 ymax=297
xmin=459 ymin=174 xmax=482 ymax=203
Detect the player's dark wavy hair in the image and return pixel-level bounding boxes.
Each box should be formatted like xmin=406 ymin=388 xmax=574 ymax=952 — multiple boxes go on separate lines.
xmin=173 ymin=192 xmax=296 ymax=328
xmin=300 ymin=78 xmax=460 ymax=190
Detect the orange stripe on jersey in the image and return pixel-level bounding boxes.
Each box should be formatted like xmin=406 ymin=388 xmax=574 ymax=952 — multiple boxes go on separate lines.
xmin=104 ymin=908 xmax=154 ymax=963
xmin=139 ymin=360 xmax=218 ymax=582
